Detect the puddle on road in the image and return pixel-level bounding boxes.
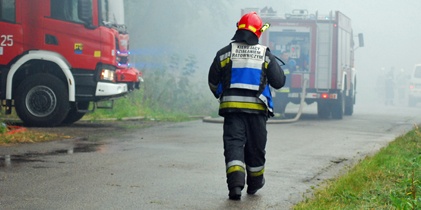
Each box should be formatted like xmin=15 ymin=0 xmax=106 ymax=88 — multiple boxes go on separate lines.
xmin=53 ymin=143 xmax=101 ymax=154
xmin=0 ymin=143 xmax=103 ymax=168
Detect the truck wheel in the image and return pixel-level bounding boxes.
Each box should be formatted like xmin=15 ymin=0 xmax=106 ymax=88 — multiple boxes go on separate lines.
xmin=344 ymin=84 xmax=354 ymax=115
xmin=317 ymin=101 xmax=330 ymax=119
xmin=15 ymin=74 xmax=69 ymax=127
xmin=344 ymin=96 xmax=354 ymax=115
xmin=331 ymin=92 xmax=344 ymax=119
xmin=61 ymin=102 xmax=90 ymax=125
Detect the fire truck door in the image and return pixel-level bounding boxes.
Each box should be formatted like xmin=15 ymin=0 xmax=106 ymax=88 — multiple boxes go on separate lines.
xmin=0 ymin=1 xmax=23 ymax=65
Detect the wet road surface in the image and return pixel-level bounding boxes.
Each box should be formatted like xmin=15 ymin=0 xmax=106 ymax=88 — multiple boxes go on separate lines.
xmin=0 ymin=103 xmax=420 ymax=209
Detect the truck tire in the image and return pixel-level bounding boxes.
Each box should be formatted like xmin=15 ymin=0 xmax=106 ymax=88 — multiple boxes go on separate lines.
xmin=61 ymin=102 xmax=90 ymax=125
xmin=317 ymin=101 xmax=330 ymax=119
xmin=15 ymin=73 xmax=69 ymax=127
xmin=344 ymin=96 xmax=354 ymax=116
xmin=331 ymin=92 xmax=344 ymax=119
xmin=344 ymin=84 xmax=354 ymax=115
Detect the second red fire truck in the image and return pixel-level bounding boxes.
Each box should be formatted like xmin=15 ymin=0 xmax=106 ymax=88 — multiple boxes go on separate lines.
xmin=243 ymin=8 xmax=364 ymax=119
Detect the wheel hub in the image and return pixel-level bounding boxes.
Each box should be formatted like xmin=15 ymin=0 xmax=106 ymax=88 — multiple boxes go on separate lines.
xmin=25 ymin=86 xmax=56 ymax=117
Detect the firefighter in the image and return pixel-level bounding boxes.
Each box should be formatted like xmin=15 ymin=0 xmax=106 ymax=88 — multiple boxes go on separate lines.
xmin=280 ymin=51 xmax=297 ymax=71
xmin=208 ymin=12 xmax=285 ymax=200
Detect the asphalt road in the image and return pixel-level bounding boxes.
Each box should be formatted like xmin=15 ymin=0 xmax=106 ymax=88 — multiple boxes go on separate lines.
xmin=0 ymin=103 xmax=420 ymax=210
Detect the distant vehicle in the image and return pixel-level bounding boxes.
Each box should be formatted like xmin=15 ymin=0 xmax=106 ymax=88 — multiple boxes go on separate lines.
xmin=408 ymin=64 xmax=421 ymax=106
xmin=241 ymin=8 xmax=364 ymax=119
xmin=0 ymin=0 xmax=142 ymax=126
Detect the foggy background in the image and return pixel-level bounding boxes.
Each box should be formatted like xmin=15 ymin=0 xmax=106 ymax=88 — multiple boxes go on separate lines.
xmin=125 ymin=0 xmax=421 ymax=108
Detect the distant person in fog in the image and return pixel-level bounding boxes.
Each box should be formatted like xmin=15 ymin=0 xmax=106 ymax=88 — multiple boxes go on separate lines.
xmin=385 ymin=68 xmax=395 ymax=105
xmin=280 ymin=51 xmax=296 ymax=71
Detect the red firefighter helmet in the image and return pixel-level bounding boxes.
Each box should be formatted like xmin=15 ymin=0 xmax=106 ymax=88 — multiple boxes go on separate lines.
xmin=237 ymin=12 xmax=263 ymax=38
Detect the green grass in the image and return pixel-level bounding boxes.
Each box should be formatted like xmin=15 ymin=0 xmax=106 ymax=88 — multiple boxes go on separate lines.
xmin=294 ymin=125 xmax=421 ymax=210
xmin=84 ymin=92 xmax=197 ymax=122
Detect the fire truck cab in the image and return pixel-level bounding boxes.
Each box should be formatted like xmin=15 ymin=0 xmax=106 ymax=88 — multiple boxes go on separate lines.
xmin=0 ymin=0 xmax=141 ymax=126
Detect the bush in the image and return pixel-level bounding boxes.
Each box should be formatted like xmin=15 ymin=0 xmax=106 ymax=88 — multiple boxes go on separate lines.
xmin=88 ymin=53 xmax=217 ymax=121
xmin=0 ymin=122 xmax=6 ymax=134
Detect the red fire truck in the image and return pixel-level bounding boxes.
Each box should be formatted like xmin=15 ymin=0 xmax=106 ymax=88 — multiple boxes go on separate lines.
xmin=0 ymin=0 xmax=141 ymax=126
xmin=244 ymin=8 xmax=363 ymax=119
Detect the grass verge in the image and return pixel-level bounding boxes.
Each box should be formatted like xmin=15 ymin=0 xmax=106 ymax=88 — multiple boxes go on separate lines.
xmin=294 ymin=125 xmax=421 ymax=210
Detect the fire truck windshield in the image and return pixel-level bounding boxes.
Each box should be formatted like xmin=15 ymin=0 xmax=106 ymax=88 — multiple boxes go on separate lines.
xmin=100 ymin=0 xmax=125 ymax=28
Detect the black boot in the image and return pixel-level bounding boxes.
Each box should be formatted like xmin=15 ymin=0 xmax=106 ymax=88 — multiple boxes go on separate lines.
xmin=228 ymin=187 xmax=242 ymax=200
xmin=247 ymin=178 xmax=265 ymax=195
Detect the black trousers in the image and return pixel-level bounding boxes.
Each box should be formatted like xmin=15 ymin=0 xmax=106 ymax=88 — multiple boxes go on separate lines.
xmin=223 ymin=113 xmax=267 ymax=190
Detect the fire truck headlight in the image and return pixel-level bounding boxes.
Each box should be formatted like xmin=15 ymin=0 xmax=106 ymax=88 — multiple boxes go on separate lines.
xmin=100 ymin=69 xmax=115 ymax=82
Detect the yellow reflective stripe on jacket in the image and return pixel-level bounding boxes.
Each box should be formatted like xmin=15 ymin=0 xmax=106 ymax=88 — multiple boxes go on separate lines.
xmin=222 ymin=96 xmax=261 ymax=103
xmin=277 ymin=87 xmax=290 ymax=93
xmin=220 ymin=101 xmax=266 ymax=110
xmin=264 ymin=55 xmax=270 ymax=69
xmin=220 ymin=52 xmax=231 ymax=68
xmin=221 ymin=58 xmax=230 ymax=68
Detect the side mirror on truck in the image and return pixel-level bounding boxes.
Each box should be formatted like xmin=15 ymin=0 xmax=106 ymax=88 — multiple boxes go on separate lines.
xmin=358 ymin=33 xmax=364 ymax=47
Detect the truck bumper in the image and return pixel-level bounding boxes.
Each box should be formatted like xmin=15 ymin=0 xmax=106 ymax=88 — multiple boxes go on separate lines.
xmin=95 ymin=82 xmax=128 ymax=97
xmin=116 ymin=67 xmax=143 ymax=91
xmin=277 ymin=88 xmax=341 ymax=105
xmin=288 ymin=92 xmax=338 ymax=99
xmin=116 ymin=67 xmax=141 ymax=82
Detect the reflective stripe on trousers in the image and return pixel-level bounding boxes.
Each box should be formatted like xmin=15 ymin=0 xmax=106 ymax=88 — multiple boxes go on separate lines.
xmin=247 ymin=165 xmax=265 ymax=177
xmin=226 ymin=160 xmax=245 ymax=174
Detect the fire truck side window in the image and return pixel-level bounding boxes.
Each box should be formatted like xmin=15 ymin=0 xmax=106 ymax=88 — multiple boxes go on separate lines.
xmin=0 ymin=0 xmax=16 ymax=23
xmin=50 ymin=0 xmax=84 ymax=23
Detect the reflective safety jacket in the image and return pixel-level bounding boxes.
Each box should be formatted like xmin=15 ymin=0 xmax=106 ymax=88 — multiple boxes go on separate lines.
xmin=208 ymin=42 xmax=285 ymax=117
